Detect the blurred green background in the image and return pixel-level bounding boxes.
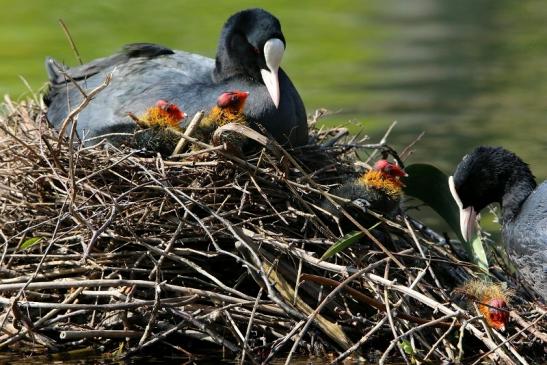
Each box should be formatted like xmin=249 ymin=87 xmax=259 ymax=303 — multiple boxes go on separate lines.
xmin=1 ymin=0 xmax=546 ymax=231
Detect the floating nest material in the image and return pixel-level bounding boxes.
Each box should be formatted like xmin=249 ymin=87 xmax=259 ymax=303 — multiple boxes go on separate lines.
xmin=0 ymin=97 xmax=545 ymax=364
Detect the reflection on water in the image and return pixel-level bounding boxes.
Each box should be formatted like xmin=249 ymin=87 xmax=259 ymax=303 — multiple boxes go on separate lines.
xmin=357 ymin=0 xmax=547 ymax=183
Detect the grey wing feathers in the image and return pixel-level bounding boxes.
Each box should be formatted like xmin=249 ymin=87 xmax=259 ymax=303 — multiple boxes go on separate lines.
xmin=45 ymin=43 xmax=174 ymax=84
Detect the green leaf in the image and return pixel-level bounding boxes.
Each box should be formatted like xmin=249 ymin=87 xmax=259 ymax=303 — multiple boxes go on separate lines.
xmin=400 ymin=339 xmax=414 ymax=355
xmin=470 ymin=234 xmax=489 ymax=273
xmin=403 ymin=164 xmax=462 ymax=240
xmin=321 ymin=231 xmax=364 ymax=260
xmin=321 ymin=221 xmax=382 ymax=260
xmin=403 ymin=163 xmax=488 ymax=270
xmin=19 ymin=237 xmax=43 ymax=251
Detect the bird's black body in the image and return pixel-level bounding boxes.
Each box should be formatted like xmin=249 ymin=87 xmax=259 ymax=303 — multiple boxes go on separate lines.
xmin=322 ymin=177 xmax=401 ymax=235
xmin=327 ymin=182 xmax=401 ymax=219
xmin=44 ymin=9 xmax=307 ymax=147
xmin=131 ymin=127 xmax=181 ymax=157
xmin=451 ymin=146 xmax=546 ymax=301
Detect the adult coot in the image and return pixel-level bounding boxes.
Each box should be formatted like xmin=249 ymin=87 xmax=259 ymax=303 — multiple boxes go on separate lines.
xmin=449 ymin=146 xmax=547 ymax=302
xmin=44 ymin=8 xmax=307 ymax=147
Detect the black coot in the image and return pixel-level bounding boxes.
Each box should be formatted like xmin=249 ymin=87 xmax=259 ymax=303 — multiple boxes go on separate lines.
xmin=44 ymin=8 xmax=307 ymax=147
xmin=449 ymin=146 xmax=546 ymax=301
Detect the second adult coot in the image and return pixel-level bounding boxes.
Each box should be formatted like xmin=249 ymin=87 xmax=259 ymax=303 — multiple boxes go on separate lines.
xmin=44 ymin=8 xmax=307 ymax=147
xmin=449 ymin=146 xmax=547 ymax=302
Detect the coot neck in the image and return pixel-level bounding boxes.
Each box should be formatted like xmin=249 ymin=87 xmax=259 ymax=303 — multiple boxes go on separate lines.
xmin=213 ymin=27 xmax=257 ymax=83
xmin=500 ymin=173 xmax=536 ymax=224
xmin=213 ymin=47 xmax=243 ymax=82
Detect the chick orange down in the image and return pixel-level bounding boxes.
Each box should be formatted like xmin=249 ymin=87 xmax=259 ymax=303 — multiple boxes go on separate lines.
xmin=130 ymin=100 xmax=187 ymax=156
xmin=136 ymin=99 xmax=186 ymax=129
xmin=462 ymin=280 xmax=510 ymax=331
xmin=195 ymin=91 xmax=249 ymax=145
xmin=359 ymin=159 xmax=407 ymax=198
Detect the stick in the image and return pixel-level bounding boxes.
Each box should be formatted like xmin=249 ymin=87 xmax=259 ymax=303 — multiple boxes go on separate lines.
xmin=60 ymin=330 xmax=142 ymax=340
xmin=171 ymin=111 xmax=204 ymax=156
xmin=58 ymin=19 xmax=83 ymax=65
xmin=56 ymin=72 xmax=112 ymax=145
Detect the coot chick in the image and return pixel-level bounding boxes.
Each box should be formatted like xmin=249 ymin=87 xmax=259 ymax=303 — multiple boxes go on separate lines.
xmin=194 ymin=90 xmax=249 ymax=154
xmin=130 ymin=99 xmax=186 ymax=156
xmin=449 ymin=146 xmax=546 ymax=302
xmin=459 ymin=279 xmax=511 ymax=331
xmin=132 ymin=99 xmax=186 ymax=129
xmin=44 ymin=8 xmax=307 ymax=147
xmin=323 ymin=159 xmax=407 ymax=233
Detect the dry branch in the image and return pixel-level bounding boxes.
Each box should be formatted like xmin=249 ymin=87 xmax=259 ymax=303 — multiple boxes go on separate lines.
xmin=0 ymin=98 xmax=545 ymax=364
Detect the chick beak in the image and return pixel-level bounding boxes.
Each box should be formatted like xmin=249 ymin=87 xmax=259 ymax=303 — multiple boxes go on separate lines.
xmin=498 ymin=323 xmax=506 ymax=332
xmin=238 ymin=91 xmax=250 ymax=103
xmin=260 ymin=38 xmax=284 ymax=108
xmin=391 ymin=165 xmax=408 ymax=177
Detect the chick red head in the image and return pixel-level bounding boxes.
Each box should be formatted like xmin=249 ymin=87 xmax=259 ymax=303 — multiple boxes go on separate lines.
xmin=484 ymin=298 xmax=509 ymax=331
xmin=460 ymin=280 xmax=511 ymax=331
xmin=360 ymin=159 xmax=406 ymax=196
xmin=374 ymin=160 xmax=407 ymax=177
xmin=216 ymin=91 xmax=250 ymax=113
xmin=155 ymin=99 xmax=187 ymax=121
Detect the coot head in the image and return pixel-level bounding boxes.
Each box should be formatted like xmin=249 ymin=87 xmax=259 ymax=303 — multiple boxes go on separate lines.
xmin=130 ymin=99 xmax=186 ymax=130
xmin=485 ymin=298 xmax=510 ymax=331
xmin=322 ymin=159 xmax=406 ymax=235
xmin=359 ymin=160 xmax=407 ymax=198
xmin=214 ymin=8 xmax=286 ymax=108
xmin=449 ymin=146 xmax=536 ymax=241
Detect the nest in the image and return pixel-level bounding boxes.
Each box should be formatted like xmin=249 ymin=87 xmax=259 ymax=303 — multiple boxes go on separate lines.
xmin=0 ymin=97 xmax=545 ymax=364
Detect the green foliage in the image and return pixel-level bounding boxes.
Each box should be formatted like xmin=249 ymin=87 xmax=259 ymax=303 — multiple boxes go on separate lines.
xmin=19 ymin=237 xmax=43 ymax=251
xmin=470 ymin=234 xmax=489 ymax=273
xmin=400 ymin=339 xmax=414 ymax=355
xmin=321 ymin=222 xmax=381 ymax=260
xmin=403 ymin=164 xmax=461 ymax=240
xmin=321 ymin=231 xmax=364 ymax=260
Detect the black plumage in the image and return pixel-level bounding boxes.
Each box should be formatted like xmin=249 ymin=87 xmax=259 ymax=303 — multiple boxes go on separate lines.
xmin=450 ymin=146 xmax=546 ymax=301
xmin=44 ymin=8 xmax=307 ymax=147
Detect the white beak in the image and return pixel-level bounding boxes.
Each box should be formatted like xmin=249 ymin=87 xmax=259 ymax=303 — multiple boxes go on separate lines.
xmin=449 ymin=176 xmax=477 ymax=242
xmin=260 ymin=38 xmax=284 ymax=108
xmin=459 ymin=206 xmax=477 ymax=242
